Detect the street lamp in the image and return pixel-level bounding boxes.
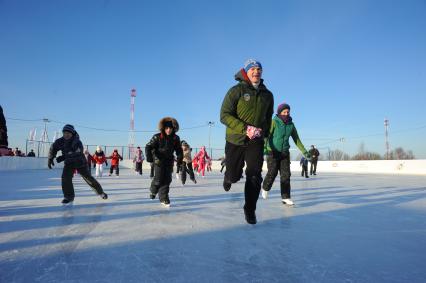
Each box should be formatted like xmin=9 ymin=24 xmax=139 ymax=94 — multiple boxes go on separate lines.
xmin=207 ymin=121 xmax=215 ymax=158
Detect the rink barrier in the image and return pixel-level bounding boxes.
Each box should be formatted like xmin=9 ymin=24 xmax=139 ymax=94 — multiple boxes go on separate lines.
xmin=0 ymin=157 xmax=425 ymax=175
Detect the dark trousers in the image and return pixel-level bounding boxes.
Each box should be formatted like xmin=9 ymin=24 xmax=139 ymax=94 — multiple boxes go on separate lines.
xmin=150 ymin=163 xmax=155 ymax=178
xmin=310 ymin=160 xmax=318 ymax=175
xmin=263 ymin=152 xmax=291 ymax=199
xmin=301 ymin=165 xmax=308 ymax=177
xmin=179 ymin=162 xmax=196 ymax=184
xmin=62 ymin=164 xmax=104 ymax=200
xmin=150 ymin=163 xmax=173 ymax=201
xmin=224 ymin=139 xmax=264 ymax=213
xmin=135 ymin=162 xmax=143 ymax=175
xmin=109 ymin=165 xmax=120 ymax=176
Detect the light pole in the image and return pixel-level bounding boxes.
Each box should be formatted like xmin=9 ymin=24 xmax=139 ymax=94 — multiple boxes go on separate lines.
xmin=207 ymin=121 xmax=215 ymax=158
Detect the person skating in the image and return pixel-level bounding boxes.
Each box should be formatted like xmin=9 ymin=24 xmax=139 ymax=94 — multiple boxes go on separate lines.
xmin=220 ymin=59 xmax=274 ymax=224
xmin=177 ymin=140 xmax=197 ymax=185
xmin=262 ymin=103 xmax=310 ymax=206
xmin=47 ymin=124 xmax=108 ymax=204
xmin=309 ymin=145 xmax=320 ymax=175
xmin=0 ymin=105 xmax=9 ymax=156
xmin=193 ymin=146 xmax=211 ymax=177
xmin=133 ymin=146 xmax=145 ymax=175
xmin=93 ymin=146 xmax=108 ymax=178
xmin=145 ymin=117 xmax=183 ymax=207
xmin=27 ymin=149 xmax=36 ymax=157
xmin=107 ymin=149 xmax=123 ymax=177
xmin=300 ymin=156 xmax=309 ymax=178
xmin=83 ymin=149 xmax=94 ymax=176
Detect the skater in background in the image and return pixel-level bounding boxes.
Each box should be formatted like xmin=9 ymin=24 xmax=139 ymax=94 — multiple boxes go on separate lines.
xmin=220 ymin=59 xmax=274 ymax=224
xmin=177 ymin=140 xmax=197 ymax=185
xmin=107 ymin=149 xmax=123 ymax=176
xmin=309 ymin=145 xmax=320 ymax=175
xmin=84 ymin=149 xmax=94 ymax=176
xmin=145 ymin=117 xmax=183 ymax=207
xmin=0 ymin=105 xmax=9 ymax=156
xmin=262 ymin=103 xmax=310 ymax=206
xmin=133 ymin=146 xmax=145 ymax=175
xmin=47 ymin=124 xmax=108 ymax=204
xmin=193 ymin=146 xmax=210 ymax=177
xmin=27 ymin=149 xmax=36 ymax=157
xmin=207 ymin=157 xmax=212 ymax=172
xmin=300 ymin=156 xmax=309 ymax=178
xmin=93 ymin=146 xmax=108 ymax=178
xmin=192 ymin=157 xmax=199 ymax=173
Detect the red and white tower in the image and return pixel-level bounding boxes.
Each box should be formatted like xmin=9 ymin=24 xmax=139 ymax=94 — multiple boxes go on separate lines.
xmin=128 ymin=88 xmax=136 ymax=159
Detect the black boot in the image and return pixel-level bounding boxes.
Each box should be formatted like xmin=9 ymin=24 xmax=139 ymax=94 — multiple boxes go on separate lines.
xmin=244 ymin=207 xmax=257 ymax=225
xmin=223 ymin=180 xmax=232 ymax=192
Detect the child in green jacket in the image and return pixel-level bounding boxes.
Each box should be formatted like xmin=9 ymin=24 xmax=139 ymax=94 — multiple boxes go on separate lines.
xmin=262 ymin=103 xmax=310 ymax=205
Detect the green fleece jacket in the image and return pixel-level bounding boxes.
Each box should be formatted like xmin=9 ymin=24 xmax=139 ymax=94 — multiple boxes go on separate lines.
xmin=265 ymin=115 xmax=308 ymax=156
xmin=220 ymin=69 xmax=274 ymax=145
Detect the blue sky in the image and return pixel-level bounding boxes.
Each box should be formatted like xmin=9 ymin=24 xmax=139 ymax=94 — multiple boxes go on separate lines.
xmin=1 ymin=0 xmax=425 ymax=158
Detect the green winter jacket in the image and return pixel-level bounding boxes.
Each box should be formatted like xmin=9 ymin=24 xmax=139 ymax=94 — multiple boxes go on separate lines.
xmin=220 ymin=69 xmax=274 ymax=145
xmin=265 ymin=115 xmax=308 ymax=156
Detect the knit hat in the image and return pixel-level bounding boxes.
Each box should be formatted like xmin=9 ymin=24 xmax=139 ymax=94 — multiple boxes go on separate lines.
xmin=62 ymin=124 xmax=76 ymax=135
xmin=277 ymin=103 xmax=290 ymax=114
xmin=244 ymin=59 xmax=262 ymax=73
xmin=163 ymin=121 xmax=173 ymax=129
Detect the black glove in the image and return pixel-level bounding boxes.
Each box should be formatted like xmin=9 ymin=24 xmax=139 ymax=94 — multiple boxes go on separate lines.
xmin=56 ymin=155 xmax=65 ymax=163
xmin=48 ymin=159 xmax=54 ymax=169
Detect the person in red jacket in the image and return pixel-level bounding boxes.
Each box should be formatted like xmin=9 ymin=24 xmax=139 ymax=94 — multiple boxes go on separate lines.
xmin=107 ymin=149 xmax=123 ymax=176
xmin=93 ymin=146 xmax=108 ymax=178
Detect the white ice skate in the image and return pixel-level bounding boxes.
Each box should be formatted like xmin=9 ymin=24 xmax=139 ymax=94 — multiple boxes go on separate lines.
xmin=161 ymin=201 xmax=171 ymax=208
xmin=261 ymin=189 xmax=269 ymax=200
xmin=176 ymin=173 xmax=180 ymax=180
xmin=61 ymin=198 xmax=74 ymax=205
xmin=282 ymin=198 xmax=295 ymax=206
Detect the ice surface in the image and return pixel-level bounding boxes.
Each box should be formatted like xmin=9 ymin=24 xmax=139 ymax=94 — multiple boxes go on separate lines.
xmin=1 ymin=169 xmax=426 ymax=283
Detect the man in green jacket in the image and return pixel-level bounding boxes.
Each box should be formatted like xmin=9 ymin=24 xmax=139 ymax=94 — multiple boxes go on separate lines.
xmin=220 ymin=59 xmax=274 ymax=224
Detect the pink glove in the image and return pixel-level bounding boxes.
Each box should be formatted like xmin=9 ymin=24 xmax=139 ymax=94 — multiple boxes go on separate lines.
xmin=246 ymin=125 xmax=262 ymax=140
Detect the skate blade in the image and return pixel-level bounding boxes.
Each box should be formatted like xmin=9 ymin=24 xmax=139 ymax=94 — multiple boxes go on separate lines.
xmin=161 ymin=203 xmax=171 ymax=208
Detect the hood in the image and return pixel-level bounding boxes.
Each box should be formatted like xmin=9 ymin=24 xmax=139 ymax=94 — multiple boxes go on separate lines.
xmin=158 ymin=117 xmax=179 ymax=133
xmin=234 ymin=68 xmax=264 ymax=86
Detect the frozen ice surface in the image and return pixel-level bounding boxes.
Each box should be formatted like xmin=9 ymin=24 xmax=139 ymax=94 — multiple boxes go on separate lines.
xmin=1 ymin=169 xmax=426 ymax=283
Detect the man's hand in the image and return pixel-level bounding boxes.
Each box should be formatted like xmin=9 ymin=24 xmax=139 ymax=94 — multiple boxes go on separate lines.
xmin=48 ymin=159 xmax=54 ymax=169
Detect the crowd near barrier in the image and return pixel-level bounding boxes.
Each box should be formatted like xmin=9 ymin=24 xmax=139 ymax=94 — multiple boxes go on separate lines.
xmin=0 ymin=156 xmax=425 ymax=175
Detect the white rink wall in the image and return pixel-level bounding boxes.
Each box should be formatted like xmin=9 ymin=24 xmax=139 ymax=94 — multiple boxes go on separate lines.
xmin=1 ymin=157 xmax=425 ymax=175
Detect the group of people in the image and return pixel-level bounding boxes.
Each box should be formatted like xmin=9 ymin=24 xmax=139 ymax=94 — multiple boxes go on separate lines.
xmin=3 ymin=58 xmax=319 ymax=225
xmin=300 ymin=145 xmax=320 ymax=178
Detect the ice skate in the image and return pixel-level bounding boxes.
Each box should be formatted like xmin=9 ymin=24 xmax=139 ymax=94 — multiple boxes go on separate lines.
xmin=261 ymin=189 xmax=269 ymax=199
xmin=61 ymin=198 xmax=74 ymax=205
xmin=160 ymin=198 xmax=171 ymax=207
xmin=282 ymin=198 xmax=295 ymax=206
xmin=100 ymin=193 xmax=108 ymax=200
xmin=149 ymin=193 xmax=156 ymax=200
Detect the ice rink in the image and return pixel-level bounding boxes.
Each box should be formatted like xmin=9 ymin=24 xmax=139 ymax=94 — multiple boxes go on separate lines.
xmin=1 ymin=168 xmax=426 ymax=283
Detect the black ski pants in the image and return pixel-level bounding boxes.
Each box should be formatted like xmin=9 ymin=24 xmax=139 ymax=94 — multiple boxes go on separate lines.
xmin=263 ymin=151 xmax=292 ymax=199
xmin=62 ymin=164 xmax=104 ymax=200
xmin=110 ymin=165 xmax=119 ymax=176
xmin=224 ymin=139 xmax=264 ymax=213
xmin=150 ymin=163 xmax=173 ymax=202
xmin=310 ymin=160 xmax=318 ymax=175
xmin=135 ymin=162 xmax=143 ymax=175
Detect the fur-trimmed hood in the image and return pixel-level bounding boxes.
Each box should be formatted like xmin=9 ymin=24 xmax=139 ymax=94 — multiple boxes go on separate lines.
xmin=158 ymin=117 xmax=179 ymax=133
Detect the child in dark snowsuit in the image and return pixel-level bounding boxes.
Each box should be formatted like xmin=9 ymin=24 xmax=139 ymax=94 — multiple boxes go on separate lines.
xmin=48 ymin=124 xmax=108 ymax=204
xmin=300 ymin=156 xmax=309 ymax=178
xmin=145 ymin=117 xmax=183 ymax=207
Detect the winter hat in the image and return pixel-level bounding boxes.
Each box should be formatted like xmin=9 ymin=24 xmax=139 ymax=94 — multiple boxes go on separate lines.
xmin=96 ymin=146 xmax=102 ymax=152
xmin=244 ymin=59 xmax=262 ymax=73
xmin=181 ymin=140 xmax=188 ymax=147
xmin=163 ymin=121 xmax=173 ymax=129
xmin=62 ymin=124 xmax=76 ymax=135
xmin=277 ymin=103 xmax=290 ymax=114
